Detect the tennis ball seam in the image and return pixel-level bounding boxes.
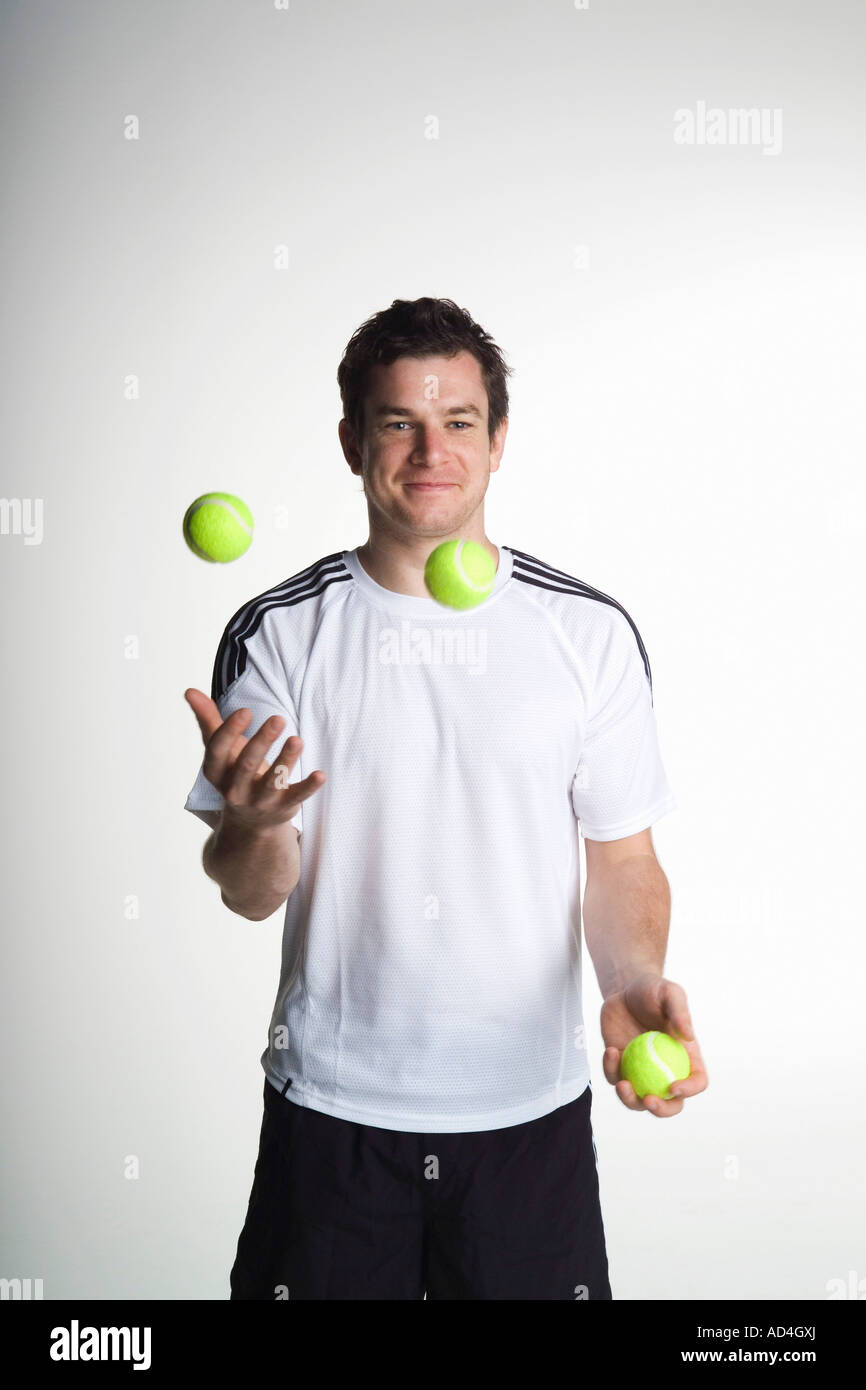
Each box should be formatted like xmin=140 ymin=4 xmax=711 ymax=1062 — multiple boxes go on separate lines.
xmin=455 ymin=539 xmax=494 ymax=594
xmin=645 ymin=1030 xmax=678 ymax=1087
xmin=184 ymin=531 xmax=219 ymax=562
xmin=186 ymin=496 xmax=253 ymax=536
xmin=620 ymin=1029 xmax=690 ymax=1098
xmin=424 ymin=539 xmax=496 ymax=609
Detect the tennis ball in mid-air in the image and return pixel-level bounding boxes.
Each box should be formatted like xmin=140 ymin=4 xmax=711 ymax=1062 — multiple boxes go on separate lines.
xmin=620 ymin=1030 xmax=690 ymax=1099
xmin=424 ymin=539 xmax=496 ymax=610
xmin=183 ymin=492 xmax=253 ymax=563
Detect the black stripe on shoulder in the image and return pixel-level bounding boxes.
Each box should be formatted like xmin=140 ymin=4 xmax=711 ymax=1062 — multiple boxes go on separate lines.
xmin=211 ymin=551 xmax=351 ymax=701
xmin=503 ymin=545 xmax=654 ymax=700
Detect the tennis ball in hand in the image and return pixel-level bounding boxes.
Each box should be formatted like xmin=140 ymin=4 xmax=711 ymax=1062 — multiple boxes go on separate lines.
xmin=183 ymin=492 xmax=254 ymax=563
xmin=620 ymin=1030 xmax=690 ymax=1099
xmin=424 ymin=539 xmax=496 ymax=610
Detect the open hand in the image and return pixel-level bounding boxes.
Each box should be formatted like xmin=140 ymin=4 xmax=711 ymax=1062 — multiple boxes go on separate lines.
xmin=184 ymin=687 xmax=326 ymax=832
xmin=600 ymin=971 xmax=708 ymax=1118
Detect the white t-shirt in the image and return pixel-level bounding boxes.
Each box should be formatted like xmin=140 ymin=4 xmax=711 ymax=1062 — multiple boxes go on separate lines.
xmin=184 ymin=544 xmax=677 ymax=1133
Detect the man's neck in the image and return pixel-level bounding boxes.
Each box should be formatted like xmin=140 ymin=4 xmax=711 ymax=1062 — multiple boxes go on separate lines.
xmin=356 ymin=534 xmax=499 ymax=598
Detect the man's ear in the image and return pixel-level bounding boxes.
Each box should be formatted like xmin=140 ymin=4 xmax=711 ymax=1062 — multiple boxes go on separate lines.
xmin=338 ymin=418 xmax=363 ymax=476
xmin=489 ymin=416 xmax=508 ymax=473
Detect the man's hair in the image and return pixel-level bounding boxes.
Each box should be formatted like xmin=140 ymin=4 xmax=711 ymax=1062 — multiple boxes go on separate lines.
xmin=337 ymin=296 xmax=513 ymax=447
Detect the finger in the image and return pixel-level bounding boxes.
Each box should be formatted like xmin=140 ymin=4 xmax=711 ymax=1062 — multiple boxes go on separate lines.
xmin=602 ymin=1045 xmax=622 ymax=1086
xmin=669 ymin=1076 xmax=707 ymax=1100
xmin=259 ymin=760 xmax=327 ymax=811
xmin=201 ymin=708 xmax=254 ymax=787
xmin=284 ymin=768 xmax=327 ymax=808
xmin=659 ymin=981 xmax=695 ymax=1041
xmin=223 ymin=715 xmax=287 ymax=803
xmin=184 ymin=687 xmax=225 ymax=744
xmin=253 ymin=736 xmax=312 ymax=801
xmin=614 ymin=1078 xmax=649 ymax=1112
xmin=669 ymin=1043 xmax=709 ymax=1098
xmin=641 ymin=1092 xmax=685 ymax=1118
xmin=259 ymin=734 xmax=304 ymax=792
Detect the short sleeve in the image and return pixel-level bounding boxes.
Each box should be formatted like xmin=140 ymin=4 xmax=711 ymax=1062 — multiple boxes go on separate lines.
xmin=571 ymin=608 xmax=676 ymax=841
xmin=184 ymin=620 xmax=303 ymax=835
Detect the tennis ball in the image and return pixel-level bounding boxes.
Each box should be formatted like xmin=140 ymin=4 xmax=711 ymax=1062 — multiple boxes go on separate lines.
xmin=620 ymin=1030 xmax=690 ymax=1100
xmin=424 ymin=539 xmax=496 ymax=610
xmin=183 ymin=492 xmax=253 ymax=563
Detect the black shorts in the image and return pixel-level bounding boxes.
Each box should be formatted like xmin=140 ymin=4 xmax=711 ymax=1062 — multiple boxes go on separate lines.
xmin=229 ymin=1077 xmax=612 ymax=1300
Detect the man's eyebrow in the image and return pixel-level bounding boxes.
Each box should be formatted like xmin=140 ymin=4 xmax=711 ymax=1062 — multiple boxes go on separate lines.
xmin=373 ymin=402 xmax=483 ymax=419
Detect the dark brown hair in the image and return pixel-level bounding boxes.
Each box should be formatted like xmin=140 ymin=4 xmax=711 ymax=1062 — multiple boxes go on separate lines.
xmin=337 ymin=297 xmax=513 ymax=446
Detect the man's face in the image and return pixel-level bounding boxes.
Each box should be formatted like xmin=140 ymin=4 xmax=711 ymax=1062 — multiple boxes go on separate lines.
xmin=339 ymin=351 xmax=507 ymax=542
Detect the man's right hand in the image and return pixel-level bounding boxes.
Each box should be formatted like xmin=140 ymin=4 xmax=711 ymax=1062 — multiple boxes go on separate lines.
xmin=184 ymin=687 xmax=326 ymax=832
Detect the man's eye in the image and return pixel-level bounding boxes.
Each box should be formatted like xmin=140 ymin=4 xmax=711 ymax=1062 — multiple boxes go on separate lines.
xmin=385 ymin=421 xmax=471 ymax=429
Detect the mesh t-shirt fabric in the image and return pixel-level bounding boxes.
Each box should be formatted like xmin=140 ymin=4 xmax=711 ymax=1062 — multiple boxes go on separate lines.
xmin=184 ymin=544 xmax=677 ymax=1133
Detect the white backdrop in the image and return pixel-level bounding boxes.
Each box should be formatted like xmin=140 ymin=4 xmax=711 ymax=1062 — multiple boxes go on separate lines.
xmin=1 ymin=0 xmax=864 ymax=1300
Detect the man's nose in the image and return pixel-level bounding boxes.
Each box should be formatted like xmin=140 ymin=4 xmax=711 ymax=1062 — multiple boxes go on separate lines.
xmin=409 ymin=424 xmax=449 ymax=462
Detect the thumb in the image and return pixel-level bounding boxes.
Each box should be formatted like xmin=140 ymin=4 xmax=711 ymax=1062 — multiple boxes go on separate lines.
xmin=659 ymin=980 xmax=694 ymax=1042
xmin=184 ymin=687 xmax=226 ymax=744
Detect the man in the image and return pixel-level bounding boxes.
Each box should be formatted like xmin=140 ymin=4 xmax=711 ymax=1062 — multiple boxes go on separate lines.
xmin=184 ymin=296 xmax=707 ymax=1300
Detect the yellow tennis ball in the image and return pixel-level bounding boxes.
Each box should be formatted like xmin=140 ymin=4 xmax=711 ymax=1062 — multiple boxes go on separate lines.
xmin=183 ymin=492 xmax=253 ymax=563
xmin=620 ymin=1030 xmax=690 ymax=1099
xmin=424 ymin=539 xmax=496 ymax=610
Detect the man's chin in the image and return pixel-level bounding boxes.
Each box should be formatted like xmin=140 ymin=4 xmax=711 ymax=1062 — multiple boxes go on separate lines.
xmin=372 ymin=490 xmax=483 ymax=541
xmin=390 ymin=500 xmax=463 ymax=529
